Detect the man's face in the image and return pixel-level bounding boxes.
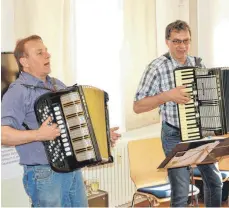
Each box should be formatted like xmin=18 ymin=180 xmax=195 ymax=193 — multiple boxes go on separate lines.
xmin=165 ymin=29 xmax=191 ymax=64
xmin=21 ymin=39 xmax=51 ymax=78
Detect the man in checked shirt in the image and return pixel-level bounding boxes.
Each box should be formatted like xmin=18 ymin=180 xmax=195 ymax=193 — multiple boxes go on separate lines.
xmin=133 ymin=20 xmax=223 ymax=207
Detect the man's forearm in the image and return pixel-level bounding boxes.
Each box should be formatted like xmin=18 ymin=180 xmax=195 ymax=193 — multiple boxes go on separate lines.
xmin=1 ymin=126 xmax=39 ymax=146
xmin=133 ymin=92 xmax=168 ymax=114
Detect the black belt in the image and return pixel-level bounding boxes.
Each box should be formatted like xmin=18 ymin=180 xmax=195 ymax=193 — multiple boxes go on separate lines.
xmin=165 ymin=121 xmax=180 ymax=130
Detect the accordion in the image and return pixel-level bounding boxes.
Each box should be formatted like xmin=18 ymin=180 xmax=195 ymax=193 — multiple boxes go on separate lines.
xmin=34 ymin=85 xmax=113 ymax=172
xmin=174 ymin=67 xmax=229 ymax=141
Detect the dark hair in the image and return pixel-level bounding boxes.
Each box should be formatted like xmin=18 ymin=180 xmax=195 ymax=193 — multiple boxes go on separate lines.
xmin=165 ymin=20 xmax=191 ymax=40
xmin=14 ymin=35 xmax=42 ymax=73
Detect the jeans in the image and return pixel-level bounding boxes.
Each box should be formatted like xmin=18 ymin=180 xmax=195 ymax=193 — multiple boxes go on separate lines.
xmin=22 ymin=164 xmax=88 ymax=207
xmin=161 ymin=121 xmax=223 ymax=207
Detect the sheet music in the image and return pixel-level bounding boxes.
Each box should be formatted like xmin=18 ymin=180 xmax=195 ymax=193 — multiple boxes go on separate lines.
xmin=180 ymin=136 xmax=227 ymax=144
xmin=165 ymin=141 xmax=220 ymax=168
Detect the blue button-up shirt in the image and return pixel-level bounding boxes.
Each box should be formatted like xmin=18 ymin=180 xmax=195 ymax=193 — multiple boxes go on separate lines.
xmin=1 ymin=72 xmax=66 ymax=165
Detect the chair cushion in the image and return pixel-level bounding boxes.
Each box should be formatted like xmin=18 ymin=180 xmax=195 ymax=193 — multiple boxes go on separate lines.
xmin=137 ymin=183 xmax=171 ymax=199
xmin=193 ymin=168 xmax=201 ymax=177
xmin=137 ymin=183 xmax=199 ymax=199
xmin=193 ymin=168 xmax=229 ymax=180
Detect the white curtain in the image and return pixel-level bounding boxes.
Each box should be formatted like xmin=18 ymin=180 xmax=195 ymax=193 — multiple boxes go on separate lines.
xmin=13 ymin=0 xmax=74 ymax=85
xmin=122 ymin=0 xmax=159 ymax=130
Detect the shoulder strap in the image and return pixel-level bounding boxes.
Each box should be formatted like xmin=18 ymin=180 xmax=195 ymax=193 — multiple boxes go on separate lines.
xmin=163 ymin=52 xmax=171 ymax=60
xmin=20 ymin=84 xmax=55 ymax=92
xmin=194 ymin=57 xmax=202 ymax=67
xmin=164 ymin=52 xmax=202 ymax=67
xmin=51 ymin=77 xmax=58 ymax=91
xmin=21 ymin=80 xmax=57 ymax=131
xmin=22 ymin=122 xmax=31 ymax=130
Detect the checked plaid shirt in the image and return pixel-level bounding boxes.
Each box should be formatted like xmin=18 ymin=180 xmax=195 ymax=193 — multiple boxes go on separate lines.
xmin=134 ymin=53 xmax=205 ymax=128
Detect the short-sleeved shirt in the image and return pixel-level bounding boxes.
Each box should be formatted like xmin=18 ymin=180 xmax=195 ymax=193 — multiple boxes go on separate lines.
xmin=1 ymin=72 xmax=66 ymax=165
xmin=134 ymin=53 xmax=205 ymax=128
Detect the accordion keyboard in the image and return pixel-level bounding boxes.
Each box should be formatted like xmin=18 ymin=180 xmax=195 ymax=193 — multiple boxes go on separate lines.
xmin=175 ymin=67 xmax=229 ymax=141
xmin=175 ymin=68 xmax=201 ymax=141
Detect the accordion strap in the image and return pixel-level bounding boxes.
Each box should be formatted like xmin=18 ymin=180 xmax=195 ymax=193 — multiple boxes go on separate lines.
xmin=21 ymin=77 xmax=58 ymax=92
xmin=21 ymin=77 xmax=58 ymax=130
xmin=51 ymin=77 xmax=58 ymax=91
xmin=22 ymin=122 xmax=31 ymax=130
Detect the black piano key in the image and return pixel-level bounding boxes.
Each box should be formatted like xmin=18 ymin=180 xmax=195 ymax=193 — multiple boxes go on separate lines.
xmin=185 ymin=106 xmax=195 ymax=110
xmin=187 ymin=126 xmax=199 ymax=129
xmin=188 ymin=135 xmax=201 ymax=139
xmin=186 ymin=118 xmax=196 ymax=121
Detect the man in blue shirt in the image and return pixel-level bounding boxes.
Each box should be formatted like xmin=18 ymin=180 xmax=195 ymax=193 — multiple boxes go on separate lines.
xmin=1 ymin=35 xmax=120 ymax=207
xmin=134 ymin=20 xmax=223 ymax=207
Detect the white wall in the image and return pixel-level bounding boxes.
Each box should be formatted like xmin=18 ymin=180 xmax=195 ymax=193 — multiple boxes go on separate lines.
xmin=198 ymin=0 xmax=229 ymax=67
xmin=1 ymin=0 xmax=16 ymax=52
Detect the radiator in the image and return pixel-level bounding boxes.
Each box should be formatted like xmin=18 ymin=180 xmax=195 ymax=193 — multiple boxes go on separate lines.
xmin=82 ymin=123 xmax=161 ymax=207
xmin=83 ymin=144 xmax=136 ymax=207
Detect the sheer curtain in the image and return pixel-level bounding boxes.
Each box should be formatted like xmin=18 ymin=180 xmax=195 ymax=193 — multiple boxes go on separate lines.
xmin=71 ymin=0 xmax=193 ymax=131
xmin=13 ymin=0 xmax=74 ymax=85
xmin=72 ymin=0 xmax=124 ymax=129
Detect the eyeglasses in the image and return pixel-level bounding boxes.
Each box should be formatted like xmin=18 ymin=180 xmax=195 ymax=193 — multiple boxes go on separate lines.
xmin=169 ymin=39 xmax=191 ymax=45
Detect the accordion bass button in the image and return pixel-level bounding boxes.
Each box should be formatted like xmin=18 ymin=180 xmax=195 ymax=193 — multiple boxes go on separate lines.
xmin=65 ymin=147 xmax=70 ymax=151
xmin=55 ymin=111 xmax=61 ymax=116
xmin=54 ymin=106 xmax=60 ymax=111
xmin=62 ymin=138 xmax=68 ymax=142
xmin=61 ymin=134 xmax=67 ymax=138
xmin=61 ymin=129 xmax=66 ymax=134
xmin=66 ymin=152 xmax=72 ymax=156
xmin=57 ymin=120 xmax=63 ymax=124
xmin=59 ymin=124 xmax=64 ymax=129
xmin=63 ymin=143 xmax=69 ymax=147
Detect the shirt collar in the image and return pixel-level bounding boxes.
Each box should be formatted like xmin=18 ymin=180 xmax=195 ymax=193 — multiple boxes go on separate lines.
xmin=169 ymin=53 xmax=192 ymax=67
xmin=18 ymin=72 xmax=52 ymax=86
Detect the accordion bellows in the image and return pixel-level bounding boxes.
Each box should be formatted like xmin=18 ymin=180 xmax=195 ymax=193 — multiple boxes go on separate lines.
xmin=174 ymin=67 xmax=229 ymax=141
xmin=34 ymin=85 xmax=113 ymax=172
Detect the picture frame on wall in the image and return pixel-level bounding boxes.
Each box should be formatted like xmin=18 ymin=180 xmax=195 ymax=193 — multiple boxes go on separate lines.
xmin=1 ymin=52 xmax=19 ymax=98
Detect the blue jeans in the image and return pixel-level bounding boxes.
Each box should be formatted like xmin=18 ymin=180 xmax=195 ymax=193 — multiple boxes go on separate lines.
xmin=22 ymin=164 xmax=88 ymax=207
xmin=161 ymin=121 xmax=223 ymax=207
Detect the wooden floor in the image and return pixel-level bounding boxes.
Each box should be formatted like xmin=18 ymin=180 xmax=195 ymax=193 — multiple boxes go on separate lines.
xmin=134 ymin=199 xmax=229 ymax=207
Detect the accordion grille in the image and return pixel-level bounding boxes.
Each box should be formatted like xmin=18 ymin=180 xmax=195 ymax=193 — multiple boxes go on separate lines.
xmin=60 ymin=92 xmax=95 ymax=162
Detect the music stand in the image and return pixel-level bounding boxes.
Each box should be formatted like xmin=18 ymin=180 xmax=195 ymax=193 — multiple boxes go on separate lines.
xmin=158 ymin=136 xmax=229 ymax=206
